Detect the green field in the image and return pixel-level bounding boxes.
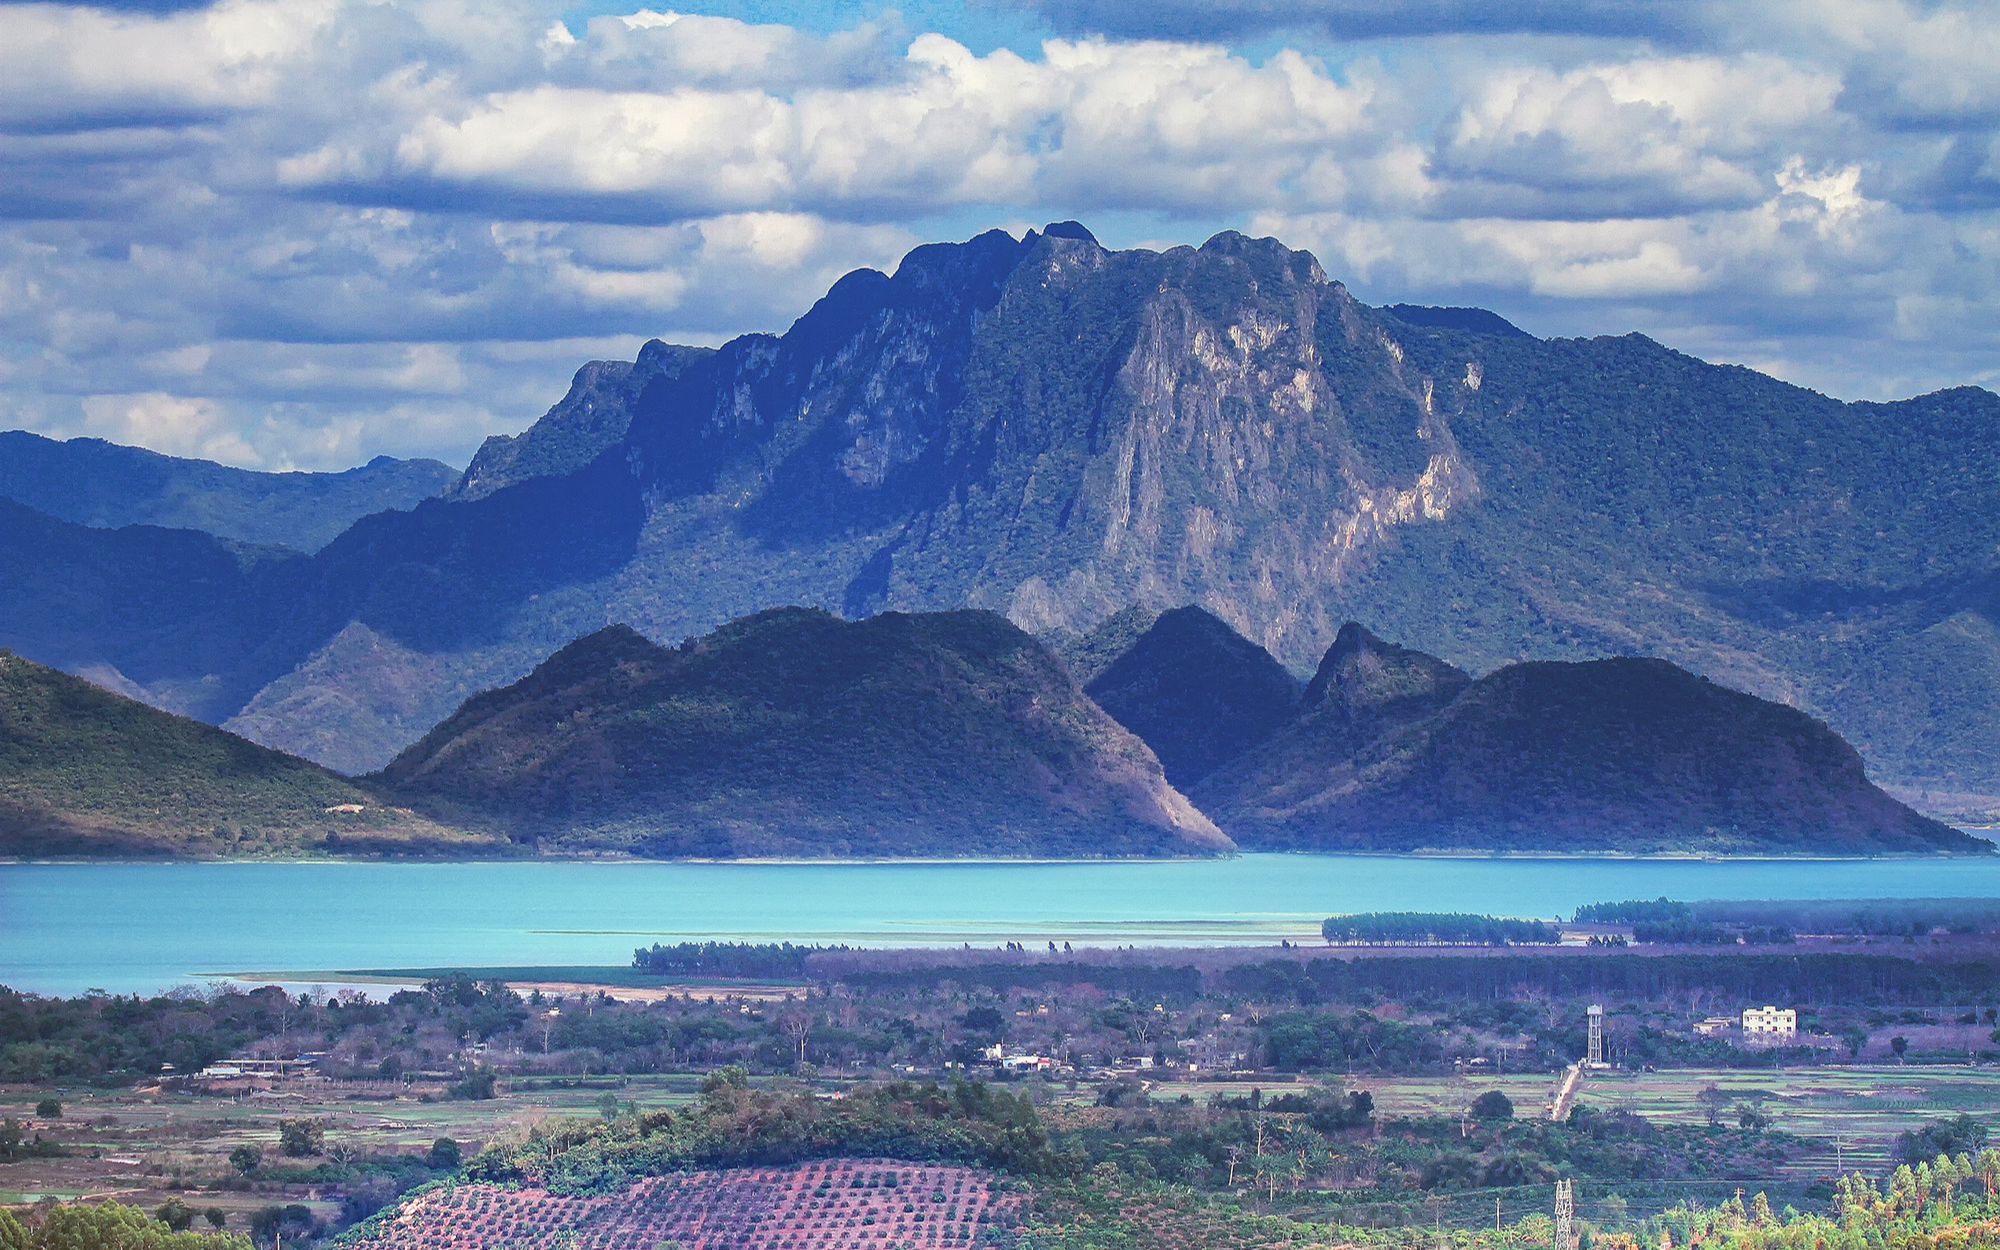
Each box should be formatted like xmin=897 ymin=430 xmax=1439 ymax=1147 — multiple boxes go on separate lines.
xmin=1138 ymin=1064 xmax=2000 ymax=1172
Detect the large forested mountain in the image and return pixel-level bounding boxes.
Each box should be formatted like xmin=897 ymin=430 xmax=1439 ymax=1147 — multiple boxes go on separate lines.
xmin=0 ymin=223 xmax=1992 ymax=815
xmin=377 ymin=608 xmax=1227 ymax=859
xmin=0 ymin=648 xmax=494 ymax=857
xmin=0 ymin=431 xmax=454 ymax=552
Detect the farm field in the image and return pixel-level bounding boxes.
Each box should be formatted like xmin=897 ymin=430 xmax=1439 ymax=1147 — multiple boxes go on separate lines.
xmin=1137 ymin=1065 xmax=2000 ymax=1171
xmin=12 ymin=1062 xmax=1993 ymax=1224
xmin=1085 ymin=1065 xmax=2000 ymax=1231
xmin=0 ymin=1074 xmax=711 ymax=1223
xmin=347 ymin=1160 xmax=1027 ymax=1249
xmin=1564 ymin=1066 xmax=2000 ymax=1171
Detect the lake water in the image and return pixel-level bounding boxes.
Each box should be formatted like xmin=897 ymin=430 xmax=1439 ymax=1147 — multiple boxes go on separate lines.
xmin=7 ymin=854 xmax=2000 ymax=996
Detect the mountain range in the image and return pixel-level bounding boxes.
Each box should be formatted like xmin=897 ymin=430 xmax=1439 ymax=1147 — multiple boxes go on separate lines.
xmin=0 ymin=221 xmax=1994 ymax=821
xmin=1 ymin=606 xmax=1968 ymax=859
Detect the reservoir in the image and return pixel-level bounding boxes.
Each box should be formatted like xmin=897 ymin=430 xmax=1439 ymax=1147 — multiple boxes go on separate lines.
xmin=6 ymin=853 xmax=2000 ymax=995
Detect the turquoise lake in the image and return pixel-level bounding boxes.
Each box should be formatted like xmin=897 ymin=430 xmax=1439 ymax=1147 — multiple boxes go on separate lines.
xmin=7 ymin=854 xmax=2000 ymax=995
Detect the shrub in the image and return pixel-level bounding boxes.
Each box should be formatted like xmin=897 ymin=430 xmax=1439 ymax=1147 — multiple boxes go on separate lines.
xmin=154 ymin=1198 xmax=195 ymax=1232
xmin=278 ymin=1117 xmax=325 ymax=1157
xmin=1471 ymin=1090 xmax=1515 ymax=1121
xmin=428 ymin=1136 xmax=463 ymax=1169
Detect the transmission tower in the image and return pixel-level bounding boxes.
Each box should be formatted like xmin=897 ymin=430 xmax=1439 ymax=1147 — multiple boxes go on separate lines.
xmin=1555 ymin=1179 xmax=1577 ymax=1250
xmin=1586 ymin=1003 xmax=1605 ymax=1067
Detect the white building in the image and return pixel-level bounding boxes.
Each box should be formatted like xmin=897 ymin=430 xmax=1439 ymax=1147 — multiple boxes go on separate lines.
xmin=1741 ymin=1006 xmax=1797 ymax=1039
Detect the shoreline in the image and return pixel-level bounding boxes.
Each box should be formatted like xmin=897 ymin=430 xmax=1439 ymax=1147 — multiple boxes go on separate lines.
xmin=1 ymin=847 xmax=1992 ymax=867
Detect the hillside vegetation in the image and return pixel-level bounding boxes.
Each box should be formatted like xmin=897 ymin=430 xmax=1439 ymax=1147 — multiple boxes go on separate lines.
xmin=0 ymin=649 xmax=498 ymax=858
xmin=1073 ymin=607 xmax=1301 ymax=789
xmin=1063 ymin=612 xmax=1974 ymax=855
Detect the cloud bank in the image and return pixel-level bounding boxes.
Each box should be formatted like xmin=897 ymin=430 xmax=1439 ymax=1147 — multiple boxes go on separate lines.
xmin=0 ymin=0 xmax=1993 ymax=468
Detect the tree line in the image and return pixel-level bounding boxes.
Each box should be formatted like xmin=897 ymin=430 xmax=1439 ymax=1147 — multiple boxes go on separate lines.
xmin=1320 ymin=913 xmax=1561 ymax=946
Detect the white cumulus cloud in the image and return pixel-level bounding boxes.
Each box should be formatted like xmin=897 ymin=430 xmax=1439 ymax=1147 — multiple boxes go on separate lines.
xmin=0 ymin=0 xmax=1993 ymax=469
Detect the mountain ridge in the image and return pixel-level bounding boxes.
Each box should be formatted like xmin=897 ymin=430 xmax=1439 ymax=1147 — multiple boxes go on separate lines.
xmin=0 ymin=430 xmax=455 ymax=552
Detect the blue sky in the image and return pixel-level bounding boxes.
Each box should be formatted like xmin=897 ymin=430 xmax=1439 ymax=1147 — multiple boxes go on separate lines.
xmin=0 ymin=0 xmax=1995 ymax=469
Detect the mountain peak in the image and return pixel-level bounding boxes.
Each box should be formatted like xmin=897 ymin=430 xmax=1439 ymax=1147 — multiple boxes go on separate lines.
xmin=1382 ymin=304 xmax=1533 ymax=339
xmin=1194 ymin=631 xmax=1984 ymax=856
xmin=1039 ymin=220 xmax=1097 ymax=243
xmin=1199 ymin=229 xmax=1327 ymax=284
xmin=549 ymin=623 xmax=662 ymax=663
xmin=1080 ymin=605 xmax=1302 ymax=790
xmin=1305 ymin=623 xmax=1470 ymax=714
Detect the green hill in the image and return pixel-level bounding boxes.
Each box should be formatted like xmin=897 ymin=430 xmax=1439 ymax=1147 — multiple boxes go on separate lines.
xmin=1196 ymin=638 xmax=1984 ymax=856
xmin=378 ymin=609 xmax=1230 ymax=859
xmin=0 ymin=649 xmax=498 ymax=858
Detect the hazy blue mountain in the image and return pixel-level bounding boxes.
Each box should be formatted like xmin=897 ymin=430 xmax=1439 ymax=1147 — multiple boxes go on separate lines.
xmin=378 ymin=609 xmax=1227 ymax=859
xmin=1194 ymin=633 xmax=1982 ymax=856
xmin=0 ymin=224 xmax=1993 ymax=814
xmin=0 ymin=431 xmax=454 ymax=551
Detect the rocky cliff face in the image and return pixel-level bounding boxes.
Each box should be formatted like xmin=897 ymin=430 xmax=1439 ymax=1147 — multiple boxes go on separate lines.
xmin=448 ymin=341 xmax=712 ymax=501
xmin=2 ymin=223 xmax=1995 ymax=811
xmin=850 ymin=227 xmax=1481 ymax=659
